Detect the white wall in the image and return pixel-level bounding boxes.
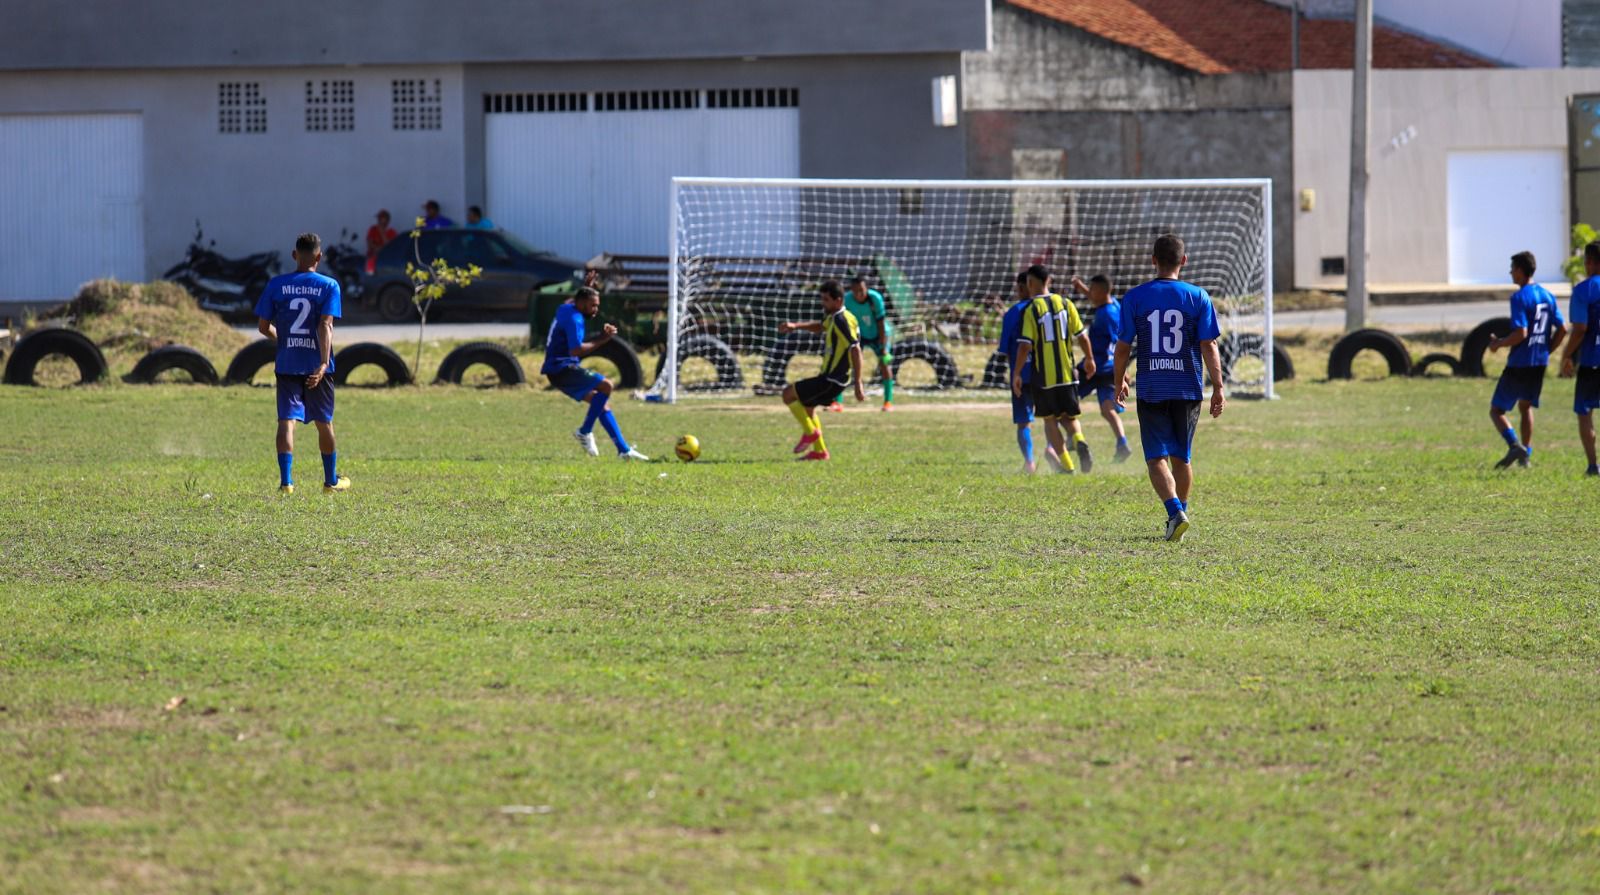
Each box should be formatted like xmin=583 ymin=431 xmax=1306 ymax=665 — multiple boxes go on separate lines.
xmin=1293 ymin=68 xmax=1600 ymax=287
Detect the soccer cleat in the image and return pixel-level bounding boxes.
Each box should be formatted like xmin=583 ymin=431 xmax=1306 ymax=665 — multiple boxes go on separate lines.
xmin=1516 ymin=456 xmax=1531 ymax=468
xmin=574 ymin=428 xmax=599 ymax=457
xmin=278 ymin=484 xmax=294 ymax=495
xmin=1494 ymin=445 xmax=1529 ymax=469
xmin=619 ymin=448 xmax=650 ymax=462
xmin=323 ymin=476 xmax=351 ymax=493
xmin=1165 ymin=510 xmax=1190 ymax=542
xmin=881 ymin=402 xmax=893 ymax=412
xmin=798 ymin=450 xmax=830 ymax=461
xmin=828 ymin=402 xmax=844 ymax=413
xmin=1114 ymin=443 xmax=1133 ymax=464
xmin=1587 ymin=465 xmax=1600 ymax=477
xmin=1075 ymin=440 xmax=1094 ymax=474
xmin=792 ymin=431 xmax=820 ymax=454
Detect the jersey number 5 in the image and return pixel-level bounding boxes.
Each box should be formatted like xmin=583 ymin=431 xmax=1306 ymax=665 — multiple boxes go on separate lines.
xmin=1147 ymin=309 xmax=1184 ymax=355
xmin=1531 ymin=304 xmax=1550 ymax=340
xmin=289 ymin=297 xmax=314 ymax=335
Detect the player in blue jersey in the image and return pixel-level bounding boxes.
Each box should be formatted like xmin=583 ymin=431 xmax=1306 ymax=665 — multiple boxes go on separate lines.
xmin=254 ymin=233 xmax=349 ymax=495
xmin=1073 ymin=274 xmax=1132 ymax=463
xmin=999 ymin=272 xmax=1040 ymax=473
xmin=1113 ymin=234 xmax=1225 ymax=542
xmin=542 ymin=282 xmax=650 ymax=461
xmin=1559 ymin=242 xmax=1600 ymax=476
xmin=1486 ymin=251 xmax=1566 ymax=469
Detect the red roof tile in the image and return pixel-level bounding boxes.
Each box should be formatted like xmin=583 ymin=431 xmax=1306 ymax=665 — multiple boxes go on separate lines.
xmin=1006 ymin=0 xmax=1496 ymax=73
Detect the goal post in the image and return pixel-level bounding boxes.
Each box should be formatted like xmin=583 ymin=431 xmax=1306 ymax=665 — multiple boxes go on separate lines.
xmin=660 ymin=177 xmax=1275 ymax=402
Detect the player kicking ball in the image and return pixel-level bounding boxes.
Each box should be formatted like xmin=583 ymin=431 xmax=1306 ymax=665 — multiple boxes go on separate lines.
xmin=255 ymin=232 xmax=349 ymax=495
xmin=1559 ymin=241 xmax=1600 ymax=476
xmin=1073 ymin=274 xmax=1133 ymax=463
xmin=1487 ymin=251 xmax=1565 ymax=469
xmin=1113 ymin=234 xmax=1225 ymax=542
xmin=1013 ymin=265 xmax=1095 ymax=474
xmin=778 ymin=280 xmax=865 ymax=460
xmin=542 ymin=283 xmax=649 ymax=461
xmin=999 ymin=272 xmax=1039 ymax=473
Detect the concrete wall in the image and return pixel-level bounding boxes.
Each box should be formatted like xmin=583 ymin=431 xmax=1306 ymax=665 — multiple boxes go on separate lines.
xmin=963 ymin=4 xmax=1294 ymax=287
xmin=1293 ymin=68 xmax=1600 ymax=287
xmin=2 ymin=0 xmax=990 ymax=70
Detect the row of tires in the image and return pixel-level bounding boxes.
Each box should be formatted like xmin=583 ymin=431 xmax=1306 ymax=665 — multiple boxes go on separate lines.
xmin=1326 ymin=317 xmax=1511 ymax=380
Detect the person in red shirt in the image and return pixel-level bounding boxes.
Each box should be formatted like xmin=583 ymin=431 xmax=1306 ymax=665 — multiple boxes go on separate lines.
xmin=364 ymin=209 xmax=397 ymax=274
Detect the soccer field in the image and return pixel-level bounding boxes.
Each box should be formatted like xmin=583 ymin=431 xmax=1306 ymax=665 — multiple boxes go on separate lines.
xmin=2 ymin=377 xmax=1597 ymax=893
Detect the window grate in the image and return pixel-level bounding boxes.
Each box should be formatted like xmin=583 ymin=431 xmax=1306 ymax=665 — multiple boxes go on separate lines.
xmin=482 ymin=88 xmax=799 ymax=114
xmin=706 ymin=87 xmax=797 ymax=109
xmin=219 ymin=82 xmax=267 ymax=134
xmin=483 ymin=92 xmax=589 ymax=114
xmin=593 ymin=89 xmax=701 ymax=112
xmin=305 ymin=80 xmax=355 ymax=132
xmin=392 ymin=78 xmax=443 ymax=130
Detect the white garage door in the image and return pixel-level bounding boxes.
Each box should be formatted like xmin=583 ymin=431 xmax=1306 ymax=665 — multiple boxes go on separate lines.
xmin=1447 ymin=149 xmax=1565 ymax=285
xmin=486 ymin=89 xmax=799 ymax=260
xmin=0 ymin=113 xmax=144 ymax=300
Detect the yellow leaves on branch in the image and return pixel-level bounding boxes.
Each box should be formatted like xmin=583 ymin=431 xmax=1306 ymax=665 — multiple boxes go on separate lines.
xmin=405 ymin=233 xmax=481 ymax=306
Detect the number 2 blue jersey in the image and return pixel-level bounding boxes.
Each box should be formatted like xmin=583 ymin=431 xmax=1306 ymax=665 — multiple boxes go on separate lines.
xmin=1117 ymin=278 xmax=1220 ymax=402
xmin=254 ymin=271 xmax=341 ymax=376
xmin=1569 ymin=276 xmax=1600 ymax=368
xmin=1506 ymin=282 xmax=1563 ymax=368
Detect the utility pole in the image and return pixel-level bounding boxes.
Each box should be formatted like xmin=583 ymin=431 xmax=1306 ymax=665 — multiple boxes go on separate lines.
xmin=1346 ymin=0 xmax=1372 ymax=331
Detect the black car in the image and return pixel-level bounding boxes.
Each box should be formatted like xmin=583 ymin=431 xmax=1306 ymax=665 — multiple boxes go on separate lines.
xmin=364 ymin=227 xmax=585 ymax=322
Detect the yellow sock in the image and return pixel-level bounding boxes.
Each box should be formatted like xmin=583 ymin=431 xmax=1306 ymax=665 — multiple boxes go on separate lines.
xmin=788 ymin=401 xmax=816 ymax=434
xmin=1073 ymin=430 xmax=1086 ymax=445
xmin=1059 ymin=443 xmax=1075 ymax=470
xmin=812 ymin=431 xmax=828 ymax=454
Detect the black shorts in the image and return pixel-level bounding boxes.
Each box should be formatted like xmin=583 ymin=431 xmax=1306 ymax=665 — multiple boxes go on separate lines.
xmin=1491 ymin=365 xmax=1546 ymax=410
xmin=1032 ymin=383 xmax=1082 ymax=419
xmin=1136 ymin=398 xmax=1202 ymax=462
xmin=794 ymin=374 xmax=847 ymax=407
xmin=1576 ymin=366 xmax=1600 ymax=415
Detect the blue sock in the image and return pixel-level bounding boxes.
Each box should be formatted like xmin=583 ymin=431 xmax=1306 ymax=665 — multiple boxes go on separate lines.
xmin=1164 ymin=497 xmax=1184 ymax=518
xmin=1179 ymin=498 xmax=1188 ymax=512
xmin=598 ymin=409 xmax=629 ymax=453
xmin=1501 ymin=427 xmax=1520 ymax=447
xmin=1017 ymin=427 xmax=1034 ymax=463
xmin=1525 ymin=445 xmax=1533 ymax=458
xmin=322 ymin=452 xmax=337 ymax=487
xmin=1116 ymin=435 xmax=1128 ymax=447
xmin=581 ymin=393 xmax=607 ymax=435
xmin=277 ymin=452 xmax=293 ymax=487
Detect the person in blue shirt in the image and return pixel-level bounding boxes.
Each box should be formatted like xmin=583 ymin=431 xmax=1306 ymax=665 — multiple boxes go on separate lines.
xmin=998 ymin=272 xmax=1037 ymax=473
xmin=1072 ymin=273 xmax=1132 ymax=463
xmin=253 ymin=232 xmax=349 ymax=495
xmin=1113 ymin=234 xmax=1225 ymax=542
xmin=1558 ymin=241 xmax=1600 ymax=476
xmin=465 ymin=205 xmax=496 ymax=230
xmin=1486 ymin=251 xmax=1566 ymax=469
xmin=421 ymin=199 xmax=454 ymax=229
xmin=542 ymin=278 xmax=649 ymax=461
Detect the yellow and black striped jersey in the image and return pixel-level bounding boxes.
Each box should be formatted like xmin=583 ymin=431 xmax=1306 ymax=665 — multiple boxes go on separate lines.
xmin=821 ymin=309 xmax=861 ymax=383
xmin=1018 ymin=293 xmax=1085 ymax=387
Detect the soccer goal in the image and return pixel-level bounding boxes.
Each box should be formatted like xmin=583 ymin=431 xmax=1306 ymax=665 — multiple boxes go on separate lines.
xmin=656 ymin=177 xmax=1274 ymax=401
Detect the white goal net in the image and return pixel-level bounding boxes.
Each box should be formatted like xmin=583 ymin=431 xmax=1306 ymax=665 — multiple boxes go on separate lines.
xmin=656 ymin=177 xmax=1274 ymax=401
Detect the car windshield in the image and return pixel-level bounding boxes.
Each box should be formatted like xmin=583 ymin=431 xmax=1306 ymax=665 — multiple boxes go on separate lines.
xmin=496 ymin=230 xmax=557 ymax=258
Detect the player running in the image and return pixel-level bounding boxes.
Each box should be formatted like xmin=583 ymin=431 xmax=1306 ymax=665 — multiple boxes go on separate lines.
xmin=1073 ymin=273 xmax=1133 ymax=463
xmin=542 ymin=282 xmax=650 ymax=461
xmin=1487 ymin=251 xmax=1565 ymax=469
xmin=1559 ymin=242 xmax=1600 ymax=476
xmin=999 ymin=272 xmax=1039 ymax=473
xmin=254 ymin=232 xmax=350 ymax=495
xmin=1113 ymin=234 xmax=1225 ymax=542
xmin=1012 ymin=265 xmax=1096 ymax=474
xmin=778 ymin=280 xmax=865 ymax=460
xmin=845 ymin=275 xmax=896 ymax=411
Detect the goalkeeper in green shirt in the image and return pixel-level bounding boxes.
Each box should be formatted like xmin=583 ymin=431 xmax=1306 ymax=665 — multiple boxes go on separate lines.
xmin=844 ymin=275 xmax=896 ymax=411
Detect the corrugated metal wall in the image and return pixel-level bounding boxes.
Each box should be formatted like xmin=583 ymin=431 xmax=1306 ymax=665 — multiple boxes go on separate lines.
xmin=0 ymin=113 xmax=144 ymax=300
xmin=1567 ymin=0 xmax=1600 ymax=66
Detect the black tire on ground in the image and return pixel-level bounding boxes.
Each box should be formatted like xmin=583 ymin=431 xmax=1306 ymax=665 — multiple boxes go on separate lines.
xmin=761 ymin=331 xmax=823 ymax=389
xmin=1327 ymin=328 xmax=1411 ymax=379
xmin=889 ymin=338 xmax=960 ymax=390
xmin=332 ymin=342 xmax=413 ymax=386
xmin=3 ymin=327 xmax=109 ymax=386
xmin=1459 ymin=316 xmax=1513 ymax=378
xmin=654 ymin=334 xmax=743 ymax=392
xmin=586 ymin=336 xmax=643 ymax=389
xmin=981 ymin=350 xmax=1010 ymax=388
xmin=434 ymin=341 xmax=526 ymax=386
xmin=1218 ymin=333 xmax=1296 ymax=383
xmin=125 ymin=345 xmax=219 ymax=385
xmin=223 ymin=339 xmax=278 ymax=385
xmin=1411 ymin=352 xmax=1462 ymax=377
xmin=377 ymin=286 xmax=415 ymax=323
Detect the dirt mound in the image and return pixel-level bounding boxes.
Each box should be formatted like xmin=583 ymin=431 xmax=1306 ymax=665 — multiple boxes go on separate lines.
xmin=34 ymin=280 xmax=250 ymax=380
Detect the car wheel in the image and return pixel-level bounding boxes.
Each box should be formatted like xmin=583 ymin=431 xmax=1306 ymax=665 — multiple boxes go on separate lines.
xmin=377 ymin=286 xmax=416 ymax=323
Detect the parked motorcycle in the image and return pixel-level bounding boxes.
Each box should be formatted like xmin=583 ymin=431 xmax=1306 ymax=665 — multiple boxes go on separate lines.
xmin=162 ymin=222 xmax=281 ymax=321
xmin=321 ymin=228 xmax=365 ymax=301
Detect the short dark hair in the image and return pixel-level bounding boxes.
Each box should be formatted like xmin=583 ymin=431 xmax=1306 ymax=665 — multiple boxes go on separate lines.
xmin=819 ymin=280 xmax=844 ymax=299
xmin=848 ymin=274 xmax=868 ymax=287
xmin=574 ymin=286 xmax=600 ymax=303
xmin=424 ymin=200 xmax=440 ymax=212
xmin=1025 ymin=264 xmax=1050 ymax=283
xmin=1511 ymin=251 xmax=1536 ymax=277
xmin=295 ymin=232 xmax=321 ymax=254
xmin=1089 ymin=274 xmax=1111 ymax=289
xmin=1586 ymin=242 xmax=1600 ymax=265
xmin=1015 ymin=271 xmax=1029 ymax=286
xmin=468 ymin=205 xmax=483 ymax=217
xmin=1153 ymin=234 xmax=1185 ymax=268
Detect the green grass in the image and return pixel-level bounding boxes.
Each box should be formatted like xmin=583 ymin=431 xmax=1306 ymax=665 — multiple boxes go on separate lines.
xmin=2 ymin=374 xmax=1598 ymax=894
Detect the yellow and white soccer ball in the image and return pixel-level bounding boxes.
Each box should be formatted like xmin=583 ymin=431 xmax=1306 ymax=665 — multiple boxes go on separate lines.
xmin=674 ymin=434 xmax=701 ymax=462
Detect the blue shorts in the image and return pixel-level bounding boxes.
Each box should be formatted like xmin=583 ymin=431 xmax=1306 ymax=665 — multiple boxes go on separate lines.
xmin=1576 ymin=366 xmax=1600 ymax=415
xmin=1136 ymin=398 xmax=1201 ymax=463
xmin=276 ymin=374 xmax=334 ymax=424
xmin=1011 ymin=388 xmax=1034 ymax=425
xmin=548 ymin=366 xmax=605 ymax=402
xmin=1491 ymin=365 xmax=1545 ymax=411
xmin=1077 ymin=372 xmax=1121 ymax=410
